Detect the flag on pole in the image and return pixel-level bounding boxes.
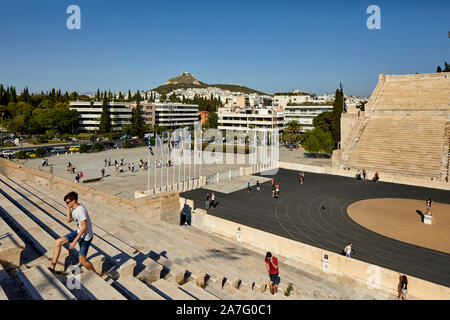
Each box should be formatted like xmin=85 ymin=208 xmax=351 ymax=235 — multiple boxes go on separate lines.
xmin=156 ymin=133 xmax=162 ymax=150
xmin=148 ymin=135 xmax=154 ymax=156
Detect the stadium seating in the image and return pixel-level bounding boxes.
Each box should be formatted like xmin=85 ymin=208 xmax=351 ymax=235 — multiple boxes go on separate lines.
xmin=341 ymin=73 xmax=450 ymax=181
xmin=0 ymin=173 xmax=396 ymax=300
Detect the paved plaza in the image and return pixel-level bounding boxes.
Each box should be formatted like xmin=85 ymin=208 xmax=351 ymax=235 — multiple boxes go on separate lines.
xmin=20 ymin=146 xmax=330 ymax=199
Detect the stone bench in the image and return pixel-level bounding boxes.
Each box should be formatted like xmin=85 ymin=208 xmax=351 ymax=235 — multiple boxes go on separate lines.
xmin=0 ymin=178 xmax=124 ymax=274
xmin=148 ymin=279 xmax=195 ymax=300
xmin=0 ymin=212 xmax=25 ymax=270
xmin=17 ymin=265 xmax=76 ymax=300
xmin=70 ymin=270 xmax=126 ymax=300
xmin=203 ymin=281 xmax=238 ymax=300
xmin=179 ymin=281 xmax=220 ymax=300
xmin=112 ymin=275 xmax=164 ymax=300
xmin=0 ymin=194 xmax=69 ymax=273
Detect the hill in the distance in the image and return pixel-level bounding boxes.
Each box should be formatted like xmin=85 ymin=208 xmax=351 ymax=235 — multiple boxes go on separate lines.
xmin=152 ymin=72 xmax=269 ymax=95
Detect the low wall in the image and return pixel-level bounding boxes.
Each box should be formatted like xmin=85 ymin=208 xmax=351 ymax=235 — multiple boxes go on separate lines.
xmin=0 ymin=158 xmax=180 ymax=223
xmin=189 ymin=207 xmax=450 ymax=300
xmin=279 ymin=162 xmax=450 ymax=191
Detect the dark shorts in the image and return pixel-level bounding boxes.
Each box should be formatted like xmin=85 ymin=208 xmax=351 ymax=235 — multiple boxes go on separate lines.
xmin=64 ymin=230 xmax=92 ymax=257
xmin=269 ymin=273 xmax=280 ymax=285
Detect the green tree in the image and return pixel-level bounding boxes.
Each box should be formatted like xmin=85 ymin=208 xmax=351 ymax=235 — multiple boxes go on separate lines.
xmin=93 ymin=142 xmax=104 ymax=152
xmin=206 ymin=111 xmax=218 ymax=129
xmin=304 ymin=128 xmax=334 ymax=158
xmin=98 ymin=99 xmax=111 ymax=134
xmin=328 ymin=85 xmax=345 ymax=147
xmin=444 ymin=61 xmax=450 ymax=72
xmin=79 ymin=143 xmax=89 ymax=153
xmin=313 ymin=111 xmax=333 ymax=133
xmin=282 ymin=120 xmax=303 ymax=143
xmin=437 ymin=66 xmax=442 ymax=73
xmin=131 ymin=99 xmax=147 ymax=138
xmin=35 ymin=147 xmax=46 ymax=158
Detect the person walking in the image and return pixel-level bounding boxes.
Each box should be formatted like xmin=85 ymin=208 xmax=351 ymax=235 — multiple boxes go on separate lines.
xmin=256 ymin=180 xmax=261 ymax=193
xmin=49 ymin=191 xmax=98 ymax=275
xmin=300 ymin=171 xmax=304 ymax=184
xmin=205 ymin=192 xmax=210 ymax=209
xmin=275 ymin=183 xmax=280 ymax=199
xmin=398 ymin=273 xmax=408 ymax=300
xmin=104 ymin=158 xmax=107 ymax=167
xmin=75 ymin=173 xmax=80 ymax=183
xmin=356 ymin=169 xmax=362 ymax=180
xmin=344 ymin=242 xmax=353 ymax=258
xmin=79 ymin=172 xmax=84 ymax=182
xmin=425 ymin=198 xmax=432 ymax=215
xmin=247 ymin=182 xmax=251 ymax=193
xmin=101 ymin=167 xmax=105 ymax=178
xmin=271 ymin=178 xmax=274 ymax=189
xmin=362 ymin=169 xmax=367 ymax=180
xmin=108 ymin=158 xmax=111 ymax=166
xmin=211 ymin=192 xmax=216 ymax=209
xmin=265 ymin=252 xmax=279 ymax=295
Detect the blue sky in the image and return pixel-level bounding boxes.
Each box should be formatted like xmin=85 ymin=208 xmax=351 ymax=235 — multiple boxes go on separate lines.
xmin=0 ymin=0 xmax=448 ymax=97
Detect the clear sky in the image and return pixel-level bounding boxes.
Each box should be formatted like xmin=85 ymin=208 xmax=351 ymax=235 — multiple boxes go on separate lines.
xmin=0 ymin=0 xmax=448 ymax=97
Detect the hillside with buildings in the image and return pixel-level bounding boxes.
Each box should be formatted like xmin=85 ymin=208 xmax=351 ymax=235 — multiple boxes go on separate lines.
xmin=152 ymin=72 xmax=268 ymax=96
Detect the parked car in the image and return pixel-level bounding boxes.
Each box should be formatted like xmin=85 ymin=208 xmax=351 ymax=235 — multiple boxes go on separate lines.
xmin=2 ymin=150 xmax=17 ymax=156
xmin=26 ymin=152 xmax=37 ymax=158
xmin=69 ymin=145 xmax=80 ymax=152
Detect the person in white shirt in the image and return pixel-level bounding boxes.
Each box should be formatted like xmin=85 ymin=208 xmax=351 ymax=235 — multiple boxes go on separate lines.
xmin=49 ymin=191 xmax=98 ymax=275
xmin=344 ymin=242 xmax=353 ymax=258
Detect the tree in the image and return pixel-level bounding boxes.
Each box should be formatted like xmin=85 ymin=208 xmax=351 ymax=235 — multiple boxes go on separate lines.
xmin=131 ymin=99 xmax=147 ymax=138
xmin=313 ymin=111 xmax=333 ymax=133
xmin=437 ymin=66 xmax=442 ymax=73
xmin=282 ymin=120 xmax=303 ymax=143
xmin=303 ymin=128 xmax=334 ymax=158
xmin=331 ymin=85 xmax=345 ymax=147
xmin=206 ymin=111 xmax=218 ymax=129
xmin=98 ymin=99 xmax=111 ymax=134
xmin=444 ymin=61 xmax=450 ymax=72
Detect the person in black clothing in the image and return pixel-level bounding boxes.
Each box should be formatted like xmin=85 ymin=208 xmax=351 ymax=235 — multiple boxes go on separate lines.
xmin=398 ymin=274 xmax=408 ymax=300
xmin=256 ymin=180 xmax=261 ymax=192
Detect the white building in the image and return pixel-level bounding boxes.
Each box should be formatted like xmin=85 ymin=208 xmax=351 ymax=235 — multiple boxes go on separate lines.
xmin=284 ymin=105 xmax=333 ymax=131
xmin=153 ymin=102 xmax=199 ymax=129
xmin=273 ymin=92 xmax=314 ymax=108
xmin=218 ymin=107 xmax=284 ymax=134
xmin=69 ymin=101 xmax=133 ymax=132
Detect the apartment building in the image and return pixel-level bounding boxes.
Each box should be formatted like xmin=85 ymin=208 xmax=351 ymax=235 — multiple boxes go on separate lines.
xmin=153 ymin=102 xmax=199 ymax=128
xmin=218 ymin=107 xmax=285 ymax=134
xmin=69 ymin=101 xmax=133 ymax=132
xmin=284 ymin=105 xmax=333 ymax=131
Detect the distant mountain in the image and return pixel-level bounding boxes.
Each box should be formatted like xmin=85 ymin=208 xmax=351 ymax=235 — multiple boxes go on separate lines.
xmin=152 ymin=72 xmax=269 ymax=95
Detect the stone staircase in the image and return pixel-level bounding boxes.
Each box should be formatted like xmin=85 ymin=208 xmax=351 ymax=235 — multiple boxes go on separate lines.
xmin=0 ymin=173 xmax=397 ymax=300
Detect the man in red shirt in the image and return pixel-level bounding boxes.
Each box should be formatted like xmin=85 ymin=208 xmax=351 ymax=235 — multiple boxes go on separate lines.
xmin=265 ymin=252 xmax=279 ymax=295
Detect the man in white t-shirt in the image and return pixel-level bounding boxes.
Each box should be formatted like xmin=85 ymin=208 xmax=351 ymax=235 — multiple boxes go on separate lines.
xmin=49 ymin=191 xmax=98 ymax=274
xmin=344 ymin=242 xmax=353 ymax=258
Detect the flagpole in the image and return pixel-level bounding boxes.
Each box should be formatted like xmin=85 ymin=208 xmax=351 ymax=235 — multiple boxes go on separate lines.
xmin=161 ymin=133 xmax=163 ymax=190
xmin=166 ymin=132 xmax=169 ymax=188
